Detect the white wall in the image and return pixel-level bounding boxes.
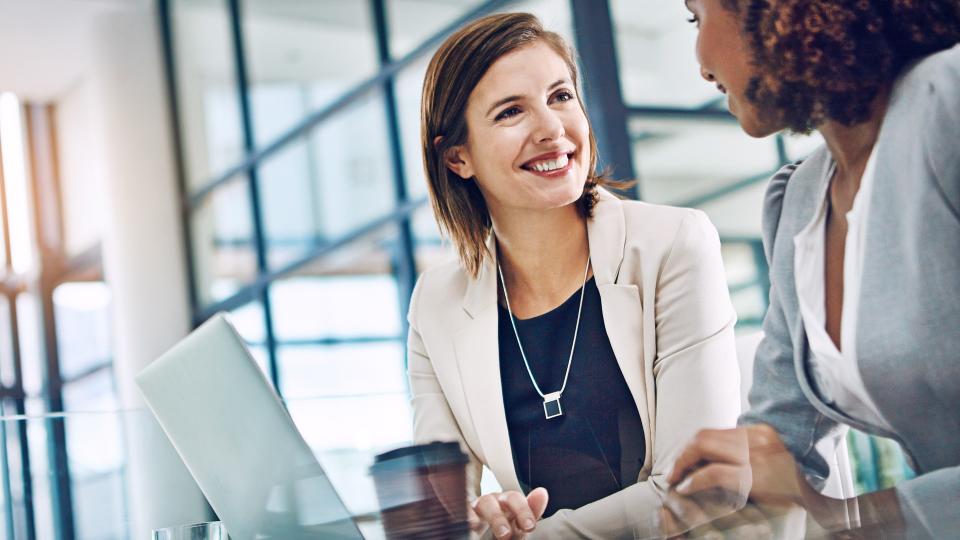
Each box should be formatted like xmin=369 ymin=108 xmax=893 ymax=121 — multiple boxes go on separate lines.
xmin=55 ymin=79 xmax=105 ymax=257
xmin=82 ymin=5 xmax=213 ymax=537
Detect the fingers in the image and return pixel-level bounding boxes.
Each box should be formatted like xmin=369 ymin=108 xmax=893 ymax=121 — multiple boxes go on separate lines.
xmin=473 ymin=494 xmax=514 ymax=539
xmin=526 ymin=487 xmax=549 ymax=520
xmin=472 ymin=491 xmax=537 ymax=540
xmin=675 ymin=463 xmax=751 ymax=505
xmin=661 ymin=490 xmax=714 ymax=535
xmin=498 ymin=491 xmax=536 ymax=532
xmin=668 ymin=428 xmax=749 ymax=485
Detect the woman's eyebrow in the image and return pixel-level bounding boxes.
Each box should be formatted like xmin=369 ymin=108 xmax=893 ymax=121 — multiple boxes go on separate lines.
xmin=547 ymin=78 xmax=571 ymax=91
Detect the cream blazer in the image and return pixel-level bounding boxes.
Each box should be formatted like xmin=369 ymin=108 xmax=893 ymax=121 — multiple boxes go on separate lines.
xmin=406 ymin=188 xmax=741 ymax=538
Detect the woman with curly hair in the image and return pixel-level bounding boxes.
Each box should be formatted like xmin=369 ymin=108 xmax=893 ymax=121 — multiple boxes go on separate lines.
xmin=408 ymin=11 xmax=742 ymax=539
xmin=662 ymin=0 xmax=960 ymax=537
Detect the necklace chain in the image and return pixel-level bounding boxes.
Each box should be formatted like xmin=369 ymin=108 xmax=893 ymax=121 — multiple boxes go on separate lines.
xmin=497 ymin=251 xmax=591 ymax=400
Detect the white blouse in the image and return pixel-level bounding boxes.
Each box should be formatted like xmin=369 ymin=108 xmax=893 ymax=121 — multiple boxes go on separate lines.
xmin=792 ymin=146 xmax=893 ymax=432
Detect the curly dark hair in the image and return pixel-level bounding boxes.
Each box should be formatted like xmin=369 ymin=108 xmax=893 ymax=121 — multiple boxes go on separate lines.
xmin=721 ymin=0 xmax=960 ymax=133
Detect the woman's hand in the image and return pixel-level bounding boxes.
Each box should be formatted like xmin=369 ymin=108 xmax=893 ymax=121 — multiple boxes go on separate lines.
xmin=657 ymin=427 xmax=754 ymax=536
xmin=672 ymin=424 xmax=811 ymax=502
xmin=469 ymin=488 xmax=548 ymax=540
xmin=658 ymin=423 xmax=820 ymax=536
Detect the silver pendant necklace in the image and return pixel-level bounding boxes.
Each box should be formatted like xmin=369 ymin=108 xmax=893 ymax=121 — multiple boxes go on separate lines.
xmin=497 ymin=251 xmax=591 ymax=420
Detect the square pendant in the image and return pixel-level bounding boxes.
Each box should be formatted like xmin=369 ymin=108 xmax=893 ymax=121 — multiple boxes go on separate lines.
xmin=542 ymin=392 xmax=562 ymax=419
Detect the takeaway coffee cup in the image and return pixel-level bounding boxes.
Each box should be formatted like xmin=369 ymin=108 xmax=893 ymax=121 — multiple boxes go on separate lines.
xmin=370 ymin=441 xmax=470 ymax=539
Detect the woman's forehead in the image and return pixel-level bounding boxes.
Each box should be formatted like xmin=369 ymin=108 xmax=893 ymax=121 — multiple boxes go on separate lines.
xmin=471 ymin=44 xmax=572 ymax=101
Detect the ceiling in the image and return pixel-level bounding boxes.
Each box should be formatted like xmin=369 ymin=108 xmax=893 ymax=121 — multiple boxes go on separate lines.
xmin=0 ymin=0 xmax=144 ymax=102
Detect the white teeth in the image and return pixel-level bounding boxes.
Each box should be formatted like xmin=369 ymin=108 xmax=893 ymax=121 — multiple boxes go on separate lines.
xmin=530 ymin=154 xmax=569 ymax=172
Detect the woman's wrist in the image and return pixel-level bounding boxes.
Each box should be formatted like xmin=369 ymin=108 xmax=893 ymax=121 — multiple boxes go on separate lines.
xmin=794 ymin=468 xmax=852 ymax=532
xmin=849 ymin=489 xmax=905 ymax=538
xmin=795 ymin=471 xmax=905 ymax=537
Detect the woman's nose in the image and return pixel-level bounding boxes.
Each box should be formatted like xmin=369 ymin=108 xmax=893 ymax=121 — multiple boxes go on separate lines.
xmin=533 ymin=109 xmax=564 ymax=143
xmin=700 ymin=65 xmax=716 ymax=83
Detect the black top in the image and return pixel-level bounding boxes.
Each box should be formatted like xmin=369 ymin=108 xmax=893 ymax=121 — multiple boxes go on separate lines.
xmin=498 ymin=277 xmax=645 ymax=517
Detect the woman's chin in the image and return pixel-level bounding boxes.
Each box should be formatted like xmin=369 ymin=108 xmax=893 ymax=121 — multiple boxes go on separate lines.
xmin=537 ymin=179 xmax=587 ymax=209
xmin=732 ymin=103 xmax=784 ymax=138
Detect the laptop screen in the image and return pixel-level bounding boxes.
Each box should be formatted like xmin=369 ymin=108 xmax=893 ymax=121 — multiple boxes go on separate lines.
xmin=136 ymin=314 xmax=363 ymax=539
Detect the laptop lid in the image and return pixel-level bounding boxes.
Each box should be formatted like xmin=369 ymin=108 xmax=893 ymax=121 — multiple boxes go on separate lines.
xmin=136 ymin=314 xmax=363 ymax=539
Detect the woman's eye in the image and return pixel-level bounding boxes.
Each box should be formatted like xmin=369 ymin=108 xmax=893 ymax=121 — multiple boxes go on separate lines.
xmin=495 ymin=106 xmax=521 ymax=121
xmin=552 ymin=90 xmax=575 ymax=103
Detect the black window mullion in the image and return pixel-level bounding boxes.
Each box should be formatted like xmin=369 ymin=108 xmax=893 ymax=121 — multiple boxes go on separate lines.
xmin=0 ymin=409 xmax=16 ymax=540
xmin=37 ymin=283 xmax=74 ymax=540
xmin=370 ymin=0 xmax=418 ymax=359
xmin=25 ymin=102 xmax=75 ymax=540
xmin=569 ymin=0 xmax=638 ymax=198
xmin=775 ymin=133 xmax=789 ymax=165
xmin=185 ymin=0 xmax=517 ymax=211
xmin=4 ymin=292 xmax=34 ymax=540
xmin=158 ymin=0 xmax=203 ymax=330
xmin=0 ymin=114 xmax=34 ymax=540
xmin=226 ymin=0 xmax=280 ymax=390
xmin=192 ymin=197 xmax=427 ymax=323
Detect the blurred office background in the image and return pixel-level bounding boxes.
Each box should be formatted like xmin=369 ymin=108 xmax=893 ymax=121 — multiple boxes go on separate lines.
xmin=0 ymin=0 xmax=912 ymax=538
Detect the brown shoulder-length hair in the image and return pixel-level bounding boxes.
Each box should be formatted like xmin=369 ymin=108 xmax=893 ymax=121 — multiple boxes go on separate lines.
xmin=421 ymin=12 xmax=622 ymax=278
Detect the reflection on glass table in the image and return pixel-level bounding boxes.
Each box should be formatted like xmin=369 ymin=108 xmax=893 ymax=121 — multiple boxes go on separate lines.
xmin=0 ymin=403 xmax=938 ymax=539
xmin=0 ymin=401 xmax=414 ymax=540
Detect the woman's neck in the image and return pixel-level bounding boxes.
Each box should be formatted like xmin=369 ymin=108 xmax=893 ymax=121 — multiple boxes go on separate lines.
xmin=819 ymin=89 xmax=890 ymax=196
xmin=491 ymin=202 xmax=589 ymax=317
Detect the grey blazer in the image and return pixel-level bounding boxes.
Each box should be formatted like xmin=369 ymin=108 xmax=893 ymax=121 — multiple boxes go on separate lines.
xmin=740 ymin=44 xmax=960 ymax=538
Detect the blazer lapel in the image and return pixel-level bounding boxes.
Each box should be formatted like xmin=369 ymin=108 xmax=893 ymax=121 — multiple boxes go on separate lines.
xmin=454 ymin=239 xmax=521 ymax=492
xmin=589 ymin=190 xmax=651 ymax=457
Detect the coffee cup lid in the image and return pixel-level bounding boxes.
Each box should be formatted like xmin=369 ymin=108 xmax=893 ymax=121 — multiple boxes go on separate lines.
xmin=371 ymin=441 xmax=468 ymax=474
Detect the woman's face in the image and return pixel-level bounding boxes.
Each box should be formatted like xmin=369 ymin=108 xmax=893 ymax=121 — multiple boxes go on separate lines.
xmin=686 ymin=0 xmax=783 ymax=137
xmin=445 ymin=41 xmax=591 ymax=217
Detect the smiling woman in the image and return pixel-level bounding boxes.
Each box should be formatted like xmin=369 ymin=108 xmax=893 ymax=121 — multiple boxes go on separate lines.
xmin=407 ymin=12 xmax=742 ymax=540
xmin=420 ymin=15 xmax=610 ymax=278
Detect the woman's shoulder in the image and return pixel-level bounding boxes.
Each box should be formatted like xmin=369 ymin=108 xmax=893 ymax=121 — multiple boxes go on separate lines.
xmin=619 ymin=199 xmax=711 ymax=232
xmin=414 ymin=256 xmax=471 ymax=301
xmin=617 ymin=199 xmax=720 ymax=259
xmin=408 ymin=254 xmax=475 ymax=324
xmin=891 ymin=44 xmax=960 ymax=127
xmin=888 ymin=44 xmax=960 ymax=212
xmin=898 ymin=43 xmax=960 ymax=93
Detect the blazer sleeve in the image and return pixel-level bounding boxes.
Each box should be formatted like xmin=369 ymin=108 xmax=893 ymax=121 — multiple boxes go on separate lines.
xmin=528 ymin=210 xmax=741 ymax=539
xmin=406 ymin=275 xmax=484 ymax=500
xmin=738 ymin=162 xmax=840 ymax=486
xmin=895 ymin=465 xmax=960 ymax=538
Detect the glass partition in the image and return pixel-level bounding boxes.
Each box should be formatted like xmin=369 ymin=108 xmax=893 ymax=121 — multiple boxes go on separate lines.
xmin=241 ymin=0 xmax=380 ymax=146
xmin=171 ymin=0 xmax=246 ymax=192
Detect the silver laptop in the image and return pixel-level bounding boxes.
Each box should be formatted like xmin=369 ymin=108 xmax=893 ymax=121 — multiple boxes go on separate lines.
xmin=136 ymin=314 xmax=364 ymax=539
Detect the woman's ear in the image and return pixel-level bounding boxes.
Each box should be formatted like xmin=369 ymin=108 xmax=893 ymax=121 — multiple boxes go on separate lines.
xmin=441 ymin=143 xmax=475 ymax=180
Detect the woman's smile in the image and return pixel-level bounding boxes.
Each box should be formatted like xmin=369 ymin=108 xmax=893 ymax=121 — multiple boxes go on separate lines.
xmin=520 ymin=151 xmax=576 ymax=178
